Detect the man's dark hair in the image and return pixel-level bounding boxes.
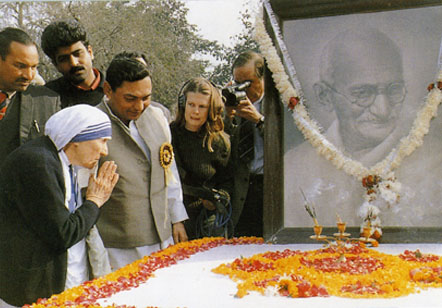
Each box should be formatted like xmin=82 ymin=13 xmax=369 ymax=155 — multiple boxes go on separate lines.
xmin=0 ymin=27 xmax=35 ymax=60
xmin=231 ymin=50 xmax=264 ymax=79
xmin=114 ymin=51 xmax=148 ymax=65
xmin=41 ymin=19 xmax=89 ymax=63
xmin=106 ymin=57 xmax=151 ymax=91
xmin=113 ymin=50 xmax=153 ymax=72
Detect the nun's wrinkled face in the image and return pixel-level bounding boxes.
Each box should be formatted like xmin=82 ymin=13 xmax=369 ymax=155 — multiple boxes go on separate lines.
xmin=70 ymin=138 xmax=109 ymax=169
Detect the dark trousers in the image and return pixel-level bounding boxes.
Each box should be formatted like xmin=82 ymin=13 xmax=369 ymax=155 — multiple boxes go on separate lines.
xmin=234 ymin=174 xmax=263 ymax=237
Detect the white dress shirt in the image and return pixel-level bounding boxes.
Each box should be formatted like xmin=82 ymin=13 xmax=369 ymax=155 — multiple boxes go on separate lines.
xmin=106 ymin=115 xmax=186 ymax=271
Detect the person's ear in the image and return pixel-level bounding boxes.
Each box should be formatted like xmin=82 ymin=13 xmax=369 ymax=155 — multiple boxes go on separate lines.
xmin=313 ymin=81 xmax=334 ymax=112
xmin=87 ymin=45 xmax=94 ymax=61
xmin=103 ymin=81 xmax=112 ymax=99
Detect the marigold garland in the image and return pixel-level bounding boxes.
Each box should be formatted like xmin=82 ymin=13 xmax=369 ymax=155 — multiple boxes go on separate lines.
xmin=212 ymin=243 xmax=442 ymax=299
xmin=24 ymin=237 xmax=264 ymax=308
xmin=254 ymin=5 xmax=442 ymax=236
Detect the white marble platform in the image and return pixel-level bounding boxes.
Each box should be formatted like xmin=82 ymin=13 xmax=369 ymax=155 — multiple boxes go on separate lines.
xmin=97 ymin=243 xmax=442 ymax=308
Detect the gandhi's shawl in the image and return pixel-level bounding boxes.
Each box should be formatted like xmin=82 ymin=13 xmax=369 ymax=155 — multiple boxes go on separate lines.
xmin=45 ymin=104 xmax=112 ymax=151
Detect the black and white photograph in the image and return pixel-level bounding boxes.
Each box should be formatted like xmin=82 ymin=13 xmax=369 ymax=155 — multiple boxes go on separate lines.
xmin=282 ymin=6 xmax=442 ymax=227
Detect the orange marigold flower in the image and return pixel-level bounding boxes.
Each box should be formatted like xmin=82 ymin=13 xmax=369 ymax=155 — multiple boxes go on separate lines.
xmin=372 ymin=230 xmax=382 ymax=240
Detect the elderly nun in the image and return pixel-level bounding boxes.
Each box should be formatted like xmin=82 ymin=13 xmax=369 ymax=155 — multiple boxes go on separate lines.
xmin=0 ymin=105 xmax=119 ymax=307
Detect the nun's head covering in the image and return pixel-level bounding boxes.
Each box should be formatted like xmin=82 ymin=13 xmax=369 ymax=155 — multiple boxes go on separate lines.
xmin=45 ymin=104 xmax=112 ymax=151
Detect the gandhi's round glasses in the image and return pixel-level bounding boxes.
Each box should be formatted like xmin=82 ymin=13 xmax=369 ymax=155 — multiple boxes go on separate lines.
xmin=327 ymin=82 xmax=406 ymax=108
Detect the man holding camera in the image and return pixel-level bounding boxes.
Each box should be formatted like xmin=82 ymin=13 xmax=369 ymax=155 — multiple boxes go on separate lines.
xmin=224 ymin=50 xmax=265 ymax=237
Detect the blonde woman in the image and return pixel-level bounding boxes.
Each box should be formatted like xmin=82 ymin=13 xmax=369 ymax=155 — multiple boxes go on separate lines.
xmin=170 ymin=77 xmax=233 ymax=239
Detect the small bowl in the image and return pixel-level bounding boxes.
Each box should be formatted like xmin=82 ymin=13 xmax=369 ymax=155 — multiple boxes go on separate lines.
xmin=362 ymin=226 xmax=371 ymax=238
xmin=313 ymin=225 xmax=323 ymax=236
xmin=337 ymin=222 xmax=346 ymax=233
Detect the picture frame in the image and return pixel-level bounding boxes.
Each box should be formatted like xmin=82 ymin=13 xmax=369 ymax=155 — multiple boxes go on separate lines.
xmin=261 ymin=0 xmax=442 ymax=243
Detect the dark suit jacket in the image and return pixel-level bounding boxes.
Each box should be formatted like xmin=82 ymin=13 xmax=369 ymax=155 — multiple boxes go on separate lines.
xmin=0 ymin=137 xmax=100 ymax=306
xmin=224 ymin=113 xmax=265 ymax=227
xmin=0 ymin=85 xmax=61 ymax=164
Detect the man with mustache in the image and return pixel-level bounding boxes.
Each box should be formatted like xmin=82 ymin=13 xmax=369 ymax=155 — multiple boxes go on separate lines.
xmin=41 ymin=19 xmax=104 ymax=108
xmin=95 ymin=54 xmax=188 ymax=270
xmin=285 ymin=27 xmax=442 ymax=228
xmin=0 ymin=27 xmax=61 ymax=164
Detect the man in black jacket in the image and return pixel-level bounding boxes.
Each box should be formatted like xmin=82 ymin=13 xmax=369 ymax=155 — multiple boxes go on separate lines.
xmin=0 ymin=105 xmax=119 ymax=307
xmin=224 ymin=51 xmax=266 ymax=237
xmin=0 ymin=27 xmax=61 ymax=163
xmin=41 ymin=19 xmax=104 ymax=108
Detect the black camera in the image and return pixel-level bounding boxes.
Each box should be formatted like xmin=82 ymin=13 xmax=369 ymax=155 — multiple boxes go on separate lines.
xmin=221 ymin=81 xmax=251 ymax=107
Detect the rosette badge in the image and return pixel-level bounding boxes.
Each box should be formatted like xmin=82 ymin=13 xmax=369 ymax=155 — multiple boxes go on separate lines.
xmin=160 ymin=142 xmax=174 ymax=186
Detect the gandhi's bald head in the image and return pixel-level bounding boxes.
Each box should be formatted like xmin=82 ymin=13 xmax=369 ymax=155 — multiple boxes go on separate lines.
xmin=319 ymin=28 xmax=403 ymax=87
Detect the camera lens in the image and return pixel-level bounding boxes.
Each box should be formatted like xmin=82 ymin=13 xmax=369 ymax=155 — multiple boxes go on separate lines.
xmin=222 ymin=88 xmax=239 ymax=106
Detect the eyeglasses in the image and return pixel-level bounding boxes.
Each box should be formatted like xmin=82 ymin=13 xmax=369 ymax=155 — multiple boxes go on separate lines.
xmin=326 ymin=82 xmax=406 ymax=108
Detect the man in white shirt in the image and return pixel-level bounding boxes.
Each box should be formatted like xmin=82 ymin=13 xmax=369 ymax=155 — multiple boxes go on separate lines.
xmin=285 ymin=28 xmax=442 ymax=228
xmin=96 ymin=54 xmax=188 ymax=270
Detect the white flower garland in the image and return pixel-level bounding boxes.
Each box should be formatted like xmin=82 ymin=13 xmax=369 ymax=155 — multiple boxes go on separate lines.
xmin=254 ymin=7 xmax=442 ymax=236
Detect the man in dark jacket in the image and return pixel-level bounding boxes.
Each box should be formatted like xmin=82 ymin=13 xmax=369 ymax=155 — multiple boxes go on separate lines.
xmin=0 ymin=27 xmax=61 ymax=163
xmin=0 ymin=105 xmax=119 ymax=307
xmin=224 ymin=51 xmax=266 ymax=237
xmin=41 ymin=19 xmax=104 ymax=108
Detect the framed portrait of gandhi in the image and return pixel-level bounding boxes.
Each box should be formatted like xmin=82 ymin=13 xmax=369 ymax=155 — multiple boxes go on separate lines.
xmin=261 ymin=0 xmax=442 ymax=243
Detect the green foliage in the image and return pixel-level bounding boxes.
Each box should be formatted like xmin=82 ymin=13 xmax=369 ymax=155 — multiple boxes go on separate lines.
xmin=209 ymin=5 xmax=260 ymax=87
xmin=42 ymin=0 xmax=212 ymax=110
xmin=1 ymin=0 xmax=215 ymax=110
xmin=0 ymin=0 xmax=260 ymax=111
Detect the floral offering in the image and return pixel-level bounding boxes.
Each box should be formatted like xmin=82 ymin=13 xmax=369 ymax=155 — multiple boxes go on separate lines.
xmin=25 ymin=237 xmax=264 ymax=308
xmin=213 ymin=243 xmax=442 ymax=299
